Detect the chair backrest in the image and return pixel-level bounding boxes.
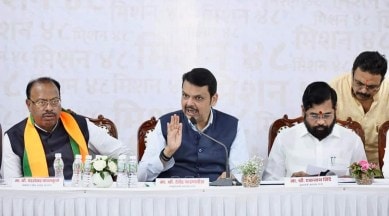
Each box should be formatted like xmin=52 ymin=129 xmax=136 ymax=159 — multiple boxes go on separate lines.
xmin=268 ymin=115 xmax=365 ymax=155
xmin=378 ymin=121 xmax=389 ymax=169
xmin=268 ymin=114 xmax=303 ymax=155
xmin=87 ymin=114 xmax=118 ymax=139
xmin=66 ymin=109 xmax=118 ymax=138
xmin=137 ymin=117 xmax=157 ymax=161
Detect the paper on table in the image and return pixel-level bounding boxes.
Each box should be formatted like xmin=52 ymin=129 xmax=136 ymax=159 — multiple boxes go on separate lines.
xmin=306 ymin=164 xmax=348 ymax=176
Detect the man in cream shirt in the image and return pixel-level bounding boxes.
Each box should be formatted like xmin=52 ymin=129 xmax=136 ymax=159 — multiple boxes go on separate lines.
xmin=330 ymin=51 xmax=388 ymax=166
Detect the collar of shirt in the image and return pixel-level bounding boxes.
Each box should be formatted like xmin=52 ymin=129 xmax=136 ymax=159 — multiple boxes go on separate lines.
xmin=188 ymin=108 xmax=214 ymax=132
xmin=34 ymin=120 xmax=59 ymax=133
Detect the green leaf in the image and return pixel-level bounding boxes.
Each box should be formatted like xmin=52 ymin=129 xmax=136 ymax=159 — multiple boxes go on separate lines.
xmin=99 ymin=172 xmax=105 ymax=179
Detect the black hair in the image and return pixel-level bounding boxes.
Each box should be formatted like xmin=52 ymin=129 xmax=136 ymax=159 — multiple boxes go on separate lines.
xmin=302 ymin=81 xmax=337 ymax=110
xmin=182 ymin=68 xmax=217 ymax=96
xmin=26 ymin=77 xmax=61 ymax=99
xmin=352 ymin=51 xmax=387 ymax=80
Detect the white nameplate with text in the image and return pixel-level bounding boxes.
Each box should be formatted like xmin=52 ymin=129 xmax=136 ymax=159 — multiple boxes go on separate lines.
xmin=156 ymin=178 xmax=209 ymax=188
xmin=11 ymin=177 xmax=64 ymax=188
xmin=284 ymin=176 xmax=338 ymax=187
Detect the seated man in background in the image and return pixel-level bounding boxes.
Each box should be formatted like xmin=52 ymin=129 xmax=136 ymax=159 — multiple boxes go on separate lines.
xmin=263 ymin=81 xmax=366 ymax=181
xmin=1 ymin=77 xmax=130 ymax=180
xmin=330 ymin=51 xmax=388 ymax=166
xmin=138 ymin=68 xmax=249 ymax=182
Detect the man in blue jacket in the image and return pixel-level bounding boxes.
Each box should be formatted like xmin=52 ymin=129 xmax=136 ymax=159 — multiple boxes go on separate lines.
xmin=138 ymin=68 xmax=249 ymax=182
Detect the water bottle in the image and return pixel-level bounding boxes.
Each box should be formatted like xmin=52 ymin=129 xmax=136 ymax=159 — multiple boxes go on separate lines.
xmin=71 ymin=154 xmax=82 ymax=187
xmin=53 ymin=153 xmax=64 ymax=178
xmin=116 ymin=155 xmax=128 ymax=188
xmin=82 ymin=155 xmax=92 ymax=187
xmin=128 ymin=155 xmax=138 ymax=188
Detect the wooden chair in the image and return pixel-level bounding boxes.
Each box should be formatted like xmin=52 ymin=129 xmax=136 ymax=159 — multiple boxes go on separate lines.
xmin=86 ymin=114 xmax=118 ymax=139
xmin=378 ymin=121 xmax=389 ymax=170
xmin=137 ymin=117 xmax=157 ymax=161
xmin=66 ymin=109 xmax=118 ymax=138
xmin=268 ymin=115 xmax=365 ymax=155
xmin=268 ymin=115 xmax=303 ymax=155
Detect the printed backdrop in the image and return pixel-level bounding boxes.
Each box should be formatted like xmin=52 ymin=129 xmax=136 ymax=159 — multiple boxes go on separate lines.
xmin=1 ymin=0 xmax=389 ymax=160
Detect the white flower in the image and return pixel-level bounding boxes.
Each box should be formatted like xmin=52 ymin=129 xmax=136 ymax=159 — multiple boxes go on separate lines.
xmin=91 ymin=155 xmax=118 ymax=177
xmin=108 ymin=160 xmax=118 ymax=174
xmin=93 ymin=160 xmax=107 ymax=171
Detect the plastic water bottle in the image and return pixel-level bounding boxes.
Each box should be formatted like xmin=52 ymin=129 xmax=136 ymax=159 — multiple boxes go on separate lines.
xmin=71 ymin=154 xmax=82 ymax=187
xmin=82 ymin=155 xmax=92 ymax=187
xmin=116 ymin=155 xmax=128 ymax=188
xmin=53 ymin=153 xmax=64 ymax=178
xmin=128 ymin=155 xmax=138 ymax=188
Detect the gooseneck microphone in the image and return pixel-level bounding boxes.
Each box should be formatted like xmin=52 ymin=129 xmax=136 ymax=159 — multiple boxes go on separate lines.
xmin=189 ymin=117 xmax=239 ymax=186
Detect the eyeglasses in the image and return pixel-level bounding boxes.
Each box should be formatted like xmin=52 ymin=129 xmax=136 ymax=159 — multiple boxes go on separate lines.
xmin=29 ymin=97 xmax=61 ymax=108
xmin=353 ymin=79 xmax=380 ymax=92
xmin=307 ymin=113 xmax=334 ymax=121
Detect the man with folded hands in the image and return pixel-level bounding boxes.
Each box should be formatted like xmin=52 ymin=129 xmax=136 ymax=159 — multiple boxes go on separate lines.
xmin=263 ymin=81 xmax=367 ymax=180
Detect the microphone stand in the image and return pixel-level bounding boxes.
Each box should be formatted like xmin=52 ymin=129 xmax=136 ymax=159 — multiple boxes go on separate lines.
xmin=190 ymin=117 xmax=240 ymax=186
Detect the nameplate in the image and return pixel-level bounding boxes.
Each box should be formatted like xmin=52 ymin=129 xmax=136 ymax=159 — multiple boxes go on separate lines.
xmin=284 ymin=176 xmax=338 ymax=187
xmin=155 ymin=178 xmax=209 ymax=188
xmin=11 ymin=177 xmax=64 ymax=188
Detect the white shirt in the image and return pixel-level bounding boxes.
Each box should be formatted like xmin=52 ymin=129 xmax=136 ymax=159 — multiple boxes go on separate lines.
xmin=262 ymin=123 xmax=367 ymax=181
xmin=1 ymin=119 xmax=131 ymax=179
xmin=138 ymin=111 xmax=249 ymax=182
xmin=382 ymin=130 xmax=389 ymax=177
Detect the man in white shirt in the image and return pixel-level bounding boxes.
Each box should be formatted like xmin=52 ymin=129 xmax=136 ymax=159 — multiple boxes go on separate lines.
xmin=263 ymin=81 xmax=367 ymax=181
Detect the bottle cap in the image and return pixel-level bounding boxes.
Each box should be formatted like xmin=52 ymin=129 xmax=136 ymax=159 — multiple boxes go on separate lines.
xmin=55 ymin=153 xmax=62 ymax=158
xmin=75 ymin=154 xmax=81 ymax=159
xmin=119 ymin=155 xmax=127 ymax=160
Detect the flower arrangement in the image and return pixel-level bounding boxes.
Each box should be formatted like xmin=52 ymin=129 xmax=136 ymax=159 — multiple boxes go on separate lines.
xmin=238 ymin=156 xmax=264 ymax=176
xmin=349 ymin=160 xmax=380 ymax=179
xmin=238 ymin=156 xmax=264 ymax=187
xmin=91 ymin=155 xmax=118 ymax=179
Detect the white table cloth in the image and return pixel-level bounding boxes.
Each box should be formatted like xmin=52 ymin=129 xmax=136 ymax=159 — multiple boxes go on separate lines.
xmin=1 ymin=184 xmax=389 ymax=216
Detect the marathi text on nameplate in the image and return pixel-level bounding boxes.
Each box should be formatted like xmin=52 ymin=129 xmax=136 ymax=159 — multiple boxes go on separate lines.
xmin=155 ymin=178 xmax=209 ymax=188
xmin=284 ymin=176 xmax=338 ymax=187
xmin=11 ymin=177 xmax=64 ymax=188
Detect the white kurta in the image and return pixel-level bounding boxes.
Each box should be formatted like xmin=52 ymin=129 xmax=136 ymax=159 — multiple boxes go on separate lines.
xmin=263 ymin=123 xmax=367 ymax=181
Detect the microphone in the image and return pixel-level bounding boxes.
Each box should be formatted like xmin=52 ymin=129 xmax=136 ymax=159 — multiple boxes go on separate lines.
xmin=189 ymin=117 xmax=240 ymax=186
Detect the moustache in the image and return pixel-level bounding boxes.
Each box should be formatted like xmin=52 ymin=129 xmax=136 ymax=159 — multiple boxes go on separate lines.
xmin=314 ymin=126 xmax=327 ymax=130
xmin=356 ymin=92 xmax=371 ymax=99
xmin=185 ymin=106 xmax=197 ymax=110
xmin=42 ymin=112 xmax=56 ymax=117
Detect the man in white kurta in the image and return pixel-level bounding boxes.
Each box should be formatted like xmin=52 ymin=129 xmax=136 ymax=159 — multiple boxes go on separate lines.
xmin=263 ymin=81 xmax=367 ymax=181
xmin=263 ymin=123 xmax=367 ymax=180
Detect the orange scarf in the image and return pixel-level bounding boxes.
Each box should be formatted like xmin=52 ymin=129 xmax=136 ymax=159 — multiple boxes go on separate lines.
xmin=23 ymin=111 xmax=88 ymax=177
